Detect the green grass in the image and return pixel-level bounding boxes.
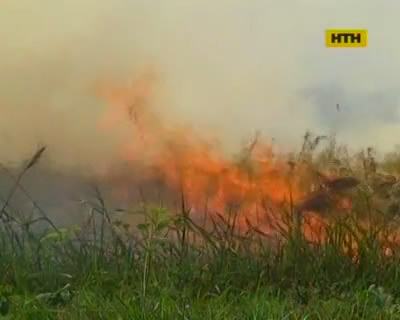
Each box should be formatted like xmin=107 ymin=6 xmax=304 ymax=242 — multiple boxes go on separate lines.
xmin=2 ymin=206 xmax=400 ymax=319
xmin=2 ymin=135 xmax=400 ymax=319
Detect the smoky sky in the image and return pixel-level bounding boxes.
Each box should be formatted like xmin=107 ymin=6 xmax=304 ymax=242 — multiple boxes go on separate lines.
xmin=305 ymin=84 xmax=400 ymax=131
xmin=2 ymin=0 xmax=400 ymax=171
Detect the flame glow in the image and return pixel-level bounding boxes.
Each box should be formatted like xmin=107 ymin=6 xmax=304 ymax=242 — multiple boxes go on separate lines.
xmin=95 ymin=70 xmax=400 ymax=260
xmin=95 ymin=69 xmax=312 ymax=233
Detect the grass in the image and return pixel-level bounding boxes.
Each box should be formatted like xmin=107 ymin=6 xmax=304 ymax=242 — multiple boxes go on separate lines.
xmin=2 ymin=134 xmax=400 ymax=319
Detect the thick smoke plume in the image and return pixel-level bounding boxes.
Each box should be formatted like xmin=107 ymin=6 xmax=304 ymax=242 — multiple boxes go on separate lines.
xmin=1 ymin=0 xmax=400 ymax=171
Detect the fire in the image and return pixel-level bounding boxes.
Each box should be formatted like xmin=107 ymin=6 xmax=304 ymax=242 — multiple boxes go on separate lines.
xmin=96 ymin=69 xmax=400 ymax=259
xmin=92 ymin=68 xmax=400 ymax=262
xmin=95 ymin=69 xmax=317 ymax=235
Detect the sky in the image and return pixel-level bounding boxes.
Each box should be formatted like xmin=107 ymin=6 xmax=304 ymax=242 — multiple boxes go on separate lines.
xmin=1 ymin=0 xmax=400 ymax=170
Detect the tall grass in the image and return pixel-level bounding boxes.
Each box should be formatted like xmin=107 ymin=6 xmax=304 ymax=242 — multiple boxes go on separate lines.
xmin=2 ymin=136 xmax=400 ymax=319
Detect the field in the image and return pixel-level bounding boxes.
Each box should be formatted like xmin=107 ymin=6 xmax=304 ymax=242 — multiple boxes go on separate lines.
xmin=2 ymin=134 xmax=400 ymax=319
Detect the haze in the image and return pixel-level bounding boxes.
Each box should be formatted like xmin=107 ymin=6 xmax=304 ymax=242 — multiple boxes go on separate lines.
xmin=1 ymin=0 xmax=400 ymax=171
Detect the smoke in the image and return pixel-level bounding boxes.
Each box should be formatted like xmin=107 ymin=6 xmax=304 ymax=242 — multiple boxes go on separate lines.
xmin=1 ymin=0 xmax=400 ymax=170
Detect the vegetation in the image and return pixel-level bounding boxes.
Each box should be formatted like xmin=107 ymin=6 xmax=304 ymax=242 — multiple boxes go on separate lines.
xmin=2 ymin=134 xmax=400 ymax=319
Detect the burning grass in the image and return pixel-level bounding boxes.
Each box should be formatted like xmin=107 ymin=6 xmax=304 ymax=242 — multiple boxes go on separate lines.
xmin=2 ymin=138 xmax=400 ymax=319
xmin=95 ymin=70 xmax=400 ymax=252
xmin=2 ymin=72 xmax=400 ymax=318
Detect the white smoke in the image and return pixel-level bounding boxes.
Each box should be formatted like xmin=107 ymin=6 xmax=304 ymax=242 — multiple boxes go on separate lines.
xmin=1 ymin=0 xmax=400 ymax=170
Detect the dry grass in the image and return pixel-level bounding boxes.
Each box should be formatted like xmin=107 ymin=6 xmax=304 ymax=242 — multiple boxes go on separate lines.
xmin=1 ymin=134 xmax=400 ymax=318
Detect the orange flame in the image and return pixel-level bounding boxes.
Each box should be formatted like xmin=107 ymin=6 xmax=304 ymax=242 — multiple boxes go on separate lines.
xmin=96 ymin=69 xmax=400 ymax=257
xmin=96 ymin=69 xmax=312 ymax=234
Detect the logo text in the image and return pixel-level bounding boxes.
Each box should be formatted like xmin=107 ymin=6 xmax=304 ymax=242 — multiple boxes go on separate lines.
xmin=326 ymin=29 xmax=367 ymax=47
